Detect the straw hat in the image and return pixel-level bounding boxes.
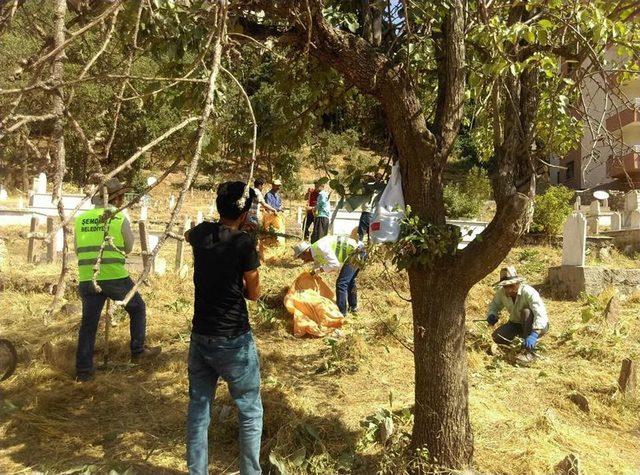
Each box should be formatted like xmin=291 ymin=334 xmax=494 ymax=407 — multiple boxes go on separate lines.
xmin=272 ymin=178 xmax=283 ymax=186
xmin=494 ymin=266 xmax=525 ymax=287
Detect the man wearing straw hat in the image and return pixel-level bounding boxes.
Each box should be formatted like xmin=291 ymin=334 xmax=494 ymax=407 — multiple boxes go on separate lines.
xmin=486 ymin=266 xmax=549 ymax=361
xmin=74 ymin=177 xmax=160 ymax=383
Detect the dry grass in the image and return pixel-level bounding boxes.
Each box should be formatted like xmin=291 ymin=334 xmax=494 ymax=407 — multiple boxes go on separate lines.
xmin=1 ymin=218 xmax=639 ymax=474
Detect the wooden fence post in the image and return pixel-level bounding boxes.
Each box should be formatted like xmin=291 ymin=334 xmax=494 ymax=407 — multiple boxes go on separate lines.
xmin=139 ymin=220 xmax=153 ymax=273
xmin=175 ymin=217 xmax=190 ymax=272
xmin=46 ymin=216 xmax=56 ymax=263
xmin=27 ymin=216 xmax=37 ymax=263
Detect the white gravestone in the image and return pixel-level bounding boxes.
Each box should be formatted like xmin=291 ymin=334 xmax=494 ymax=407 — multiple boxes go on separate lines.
xmin=148 ymin=234 xmax=159 ymax=250
xmin=32 ymin=177 xmax=39 ymax=193
xmin=196 ymin=210 xmax=203 ymax=224
xmin=17 ymin=197 xmax=24 ymax=210
xmin=36 ymin=173 xmax=47 ymax=194
xmin=587 ymin=216 xmax=599 ymax=235
xmin=611 ymin=212 xmax=622 ymax=231
xmin=589 ymin=200 xmax=601 ymax=216
xmin=140 ymin=205 xmax=148 ymax=221
xmin=562 ymin=212 xmax=587 ymax=266
xmin=55 ymin=228 xmax=64 ymax=253
xmin=154 ymin=257 xmax=167 ymax=276
xmin=573 ymin=196 xmax=581 ymax=211
xmin=169 ymin=194 xmax=176 ymax=210
xmin=0 ymin=186 xmax=7 ymax=201
xmin=625 ymin=190 xmax=640 ymax=213
xmin=630 ymin=210 xmax=640 ymax=229
xmin=146 ymin=176 xmax=157 ymax=187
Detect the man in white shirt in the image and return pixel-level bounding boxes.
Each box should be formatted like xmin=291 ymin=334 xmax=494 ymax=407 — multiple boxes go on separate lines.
xmin=294 ymin=235 xmax=364 ymax=315
xmin=486 ymin=266 xmax=549 ymax=363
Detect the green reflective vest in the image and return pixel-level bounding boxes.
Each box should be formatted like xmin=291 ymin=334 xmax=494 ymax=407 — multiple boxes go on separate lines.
xmin=75 ymin=208 xmax=129 ymax=282
xmin=310 ymin=235 xmax=358 ymax=271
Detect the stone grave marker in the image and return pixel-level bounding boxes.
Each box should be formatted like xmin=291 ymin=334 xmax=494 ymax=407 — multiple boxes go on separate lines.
xmin=562 ymin=212 xmax=586 ymax=266
xmin=589 ymin=199 xmax=601 ymax=216
xmin=140 ymin=205 xmax=148 ymax=221
xmin=630 ymin=210 xmax=640 ymax=228
xmin=618 ymin=358 xmax=637 ymax=397
xmin=169 ymin=194 xmax=176 ymax=210
xmin=587 ymin=216 xmax=599 ymax=235
xmin=611 ymin=212 xmax=622 ymax=231
xmin=0 ymin=186 xmax=7 ymax=201
xmin=36 ymin=173 xmax=47 ymax=194
xmin=149 ymin=234 xmax=159 ymax=250
xmin=196 ymin=210 xmax=203 ymax=224
xmin=573 ymin=195 xmax=581 ymax=211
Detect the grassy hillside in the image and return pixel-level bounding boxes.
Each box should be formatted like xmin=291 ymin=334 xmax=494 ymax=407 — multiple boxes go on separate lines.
xmin=0 ymin=222 xmax=639 ymax=474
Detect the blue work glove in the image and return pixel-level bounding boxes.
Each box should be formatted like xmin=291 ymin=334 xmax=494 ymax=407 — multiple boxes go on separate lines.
xmin=486 ymin=314 xmax=499 ymax=326
xmin=523 ymin=332 xmax=539 ymax=350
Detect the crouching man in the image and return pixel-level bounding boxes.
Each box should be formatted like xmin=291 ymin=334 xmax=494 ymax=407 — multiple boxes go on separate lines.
xmin=185 ymin=182 xmax=262 ymax=475
xmin=293 ymin=235 xmax=364 ymax=316
xmin=486 ymin=266 xmax=549 ymax=362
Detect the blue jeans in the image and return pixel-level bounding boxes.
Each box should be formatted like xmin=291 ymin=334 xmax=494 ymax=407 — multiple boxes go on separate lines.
xmin=336 ymin=262 xmax=359 ymax=315
xmin=76 ymin=277 xmax=146 ymax=375
xmin=187 ymin=331 xmax=263 ymax=475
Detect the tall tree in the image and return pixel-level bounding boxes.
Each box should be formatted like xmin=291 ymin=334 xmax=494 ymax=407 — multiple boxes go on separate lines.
xmin=234 ymin=0 xmax=640 ymax=468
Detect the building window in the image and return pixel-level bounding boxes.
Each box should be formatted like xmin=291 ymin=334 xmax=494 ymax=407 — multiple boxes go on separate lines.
xmin=566 ymin=161 xmax=575 ymax=180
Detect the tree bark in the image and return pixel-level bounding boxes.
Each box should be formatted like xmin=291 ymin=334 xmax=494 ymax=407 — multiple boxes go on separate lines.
xmin=409 ymin=267 xmax=473 ymax=465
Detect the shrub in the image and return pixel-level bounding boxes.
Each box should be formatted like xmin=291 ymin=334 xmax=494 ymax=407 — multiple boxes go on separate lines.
xmin=443 ymin=166 xmax=492 ymax=219
xmin=531 ymin=185 xmax=574 ymax=235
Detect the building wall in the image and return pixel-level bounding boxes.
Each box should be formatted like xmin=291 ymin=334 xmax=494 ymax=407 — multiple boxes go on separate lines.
xmin=555 ymin=49 xmax=640 ymax=190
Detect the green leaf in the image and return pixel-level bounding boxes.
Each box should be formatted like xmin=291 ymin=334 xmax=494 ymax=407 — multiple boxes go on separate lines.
xmin=538 ymin=19 xmax=554 ymax=30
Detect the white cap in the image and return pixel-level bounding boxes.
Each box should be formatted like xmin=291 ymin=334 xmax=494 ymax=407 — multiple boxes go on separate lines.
xmin=293 ymin=241 xmax=311 ymax=258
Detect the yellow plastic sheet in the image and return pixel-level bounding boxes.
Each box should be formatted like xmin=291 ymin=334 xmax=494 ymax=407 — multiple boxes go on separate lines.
xmin=284 ymin=272 xmax=345 ymax=337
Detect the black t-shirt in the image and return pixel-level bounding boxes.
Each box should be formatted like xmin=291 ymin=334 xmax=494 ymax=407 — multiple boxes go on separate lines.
xmin=188 ymin=222 xmax=260 ymax=337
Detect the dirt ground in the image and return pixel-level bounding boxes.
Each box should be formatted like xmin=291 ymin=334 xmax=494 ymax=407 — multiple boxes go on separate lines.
xmin=0 ymin=210 xmax=639 ymax=474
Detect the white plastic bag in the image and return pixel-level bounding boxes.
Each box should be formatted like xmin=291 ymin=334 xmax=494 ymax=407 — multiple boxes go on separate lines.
xmin=370 ymin=163 xmax=405 ymax=243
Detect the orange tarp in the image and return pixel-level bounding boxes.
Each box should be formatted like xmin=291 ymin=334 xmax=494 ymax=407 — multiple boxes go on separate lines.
xmin=284 ymin=272 xmax=345 ymax=337
xmin=262 ymin=213 xmax=286 ymax=244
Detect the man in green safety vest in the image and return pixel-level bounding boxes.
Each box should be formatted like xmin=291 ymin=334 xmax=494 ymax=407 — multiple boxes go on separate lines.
xmin=293 ymin=235 xmax=365 ymax=316
xmin=74 ymin=177 xmax=160 ymax=382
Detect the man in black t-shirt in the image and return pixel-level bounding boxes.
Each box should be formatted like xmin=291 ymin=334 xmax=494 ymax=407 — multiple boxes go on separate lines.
xmin=184 ymin=182 xmax=262 ymax=475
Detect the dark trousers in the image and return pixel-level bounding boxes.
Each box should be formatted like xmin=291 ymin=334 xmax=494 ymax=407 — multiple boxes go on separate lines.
xmin=358 ymin=211 xmax=371 ymax=241
xmin=336 ymin=262 xmax=359 ymax=315
xmin=492 ymin=308 xmax=548 ymax=345
xmin=303 ymin=210 xmax=315 ymax=241
xmin=310 ymin=216 xmax=329 ymax=243
xmin=76 ymin=277 xmax=146 ymax=375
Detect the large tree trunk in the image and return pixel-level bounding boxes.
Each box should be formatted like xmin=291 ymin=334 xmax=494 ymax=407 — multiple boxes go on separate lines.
xmin=409 ymin=267 xmax=473 ymax=466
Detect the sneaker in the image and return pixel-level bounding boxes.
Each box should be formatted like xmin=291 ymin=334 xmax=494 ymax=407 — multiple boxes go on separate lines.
xmin=349 ymin=308 xmax=359 ymax=315
xmin=515 ymin=350 xmax=538 ymax=367
xmin=131 ymin=346 xmax=162 ymax=364
xmin=75 ymin=372 xmax=94 ymax=383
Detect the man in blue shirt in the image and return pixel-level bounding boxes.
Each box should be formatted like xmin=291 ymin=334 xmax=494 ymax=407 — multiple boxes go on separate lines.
xmin=264 ymin=179 xmax=283 ymax=212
